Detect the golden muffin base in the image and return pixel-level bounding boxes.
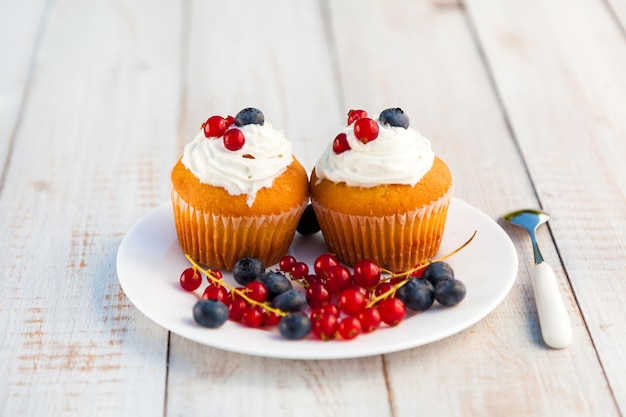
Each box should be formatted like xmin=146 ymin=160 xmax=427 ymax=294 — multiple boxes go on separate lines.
xmin=310 ymin=156 xmax=453 ymax=271
xmin=171 ymin=157 xmax=309 ymax=270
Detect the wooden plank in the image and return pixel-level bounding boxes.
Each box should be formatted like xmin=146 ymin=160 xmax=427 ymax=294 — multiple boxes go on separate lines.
xmin=0 ymin=0 xmax=181 ymax=415
xmin=0 ymin=0 xmax=47 ymax=177
xmin=165 ymin=1 xmax=393 ymax=415
xmin=328 ymin=0 xmax=618 ymax=416
xmin=465 ymin=0 xmax=626 ymax=413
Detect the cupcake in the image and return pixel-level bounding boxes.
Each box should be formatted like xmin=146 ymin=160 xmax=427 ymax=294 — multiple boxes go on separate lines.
xmin=171 ymin=108 xmax=309 ymax=270
xmin=310 ymin=108 xmax=454 ymax=271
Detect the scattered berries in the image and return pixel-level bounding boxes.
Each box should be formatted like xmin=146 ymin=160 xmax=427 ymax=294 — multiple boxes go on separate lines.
xmin=180 ymin=234 xmax=473 ymax=341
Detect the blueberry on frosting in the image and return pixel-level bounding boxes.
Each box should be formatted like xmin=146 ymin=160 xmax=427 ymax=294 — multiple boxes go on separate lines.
xmin=235 ymin=107 xmax=265 ymax=127
xmin=379 ymin=108 xmax=409 ymax=129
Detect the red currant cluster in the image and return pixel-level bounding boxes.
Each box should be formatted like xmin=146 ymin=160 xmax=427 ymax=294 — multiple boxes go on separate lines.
xmin=201 ymin=115 xmax=245 ymax=151
xmin=333 ymin=109 xmax=380 ymax=154
xmin=180 ymin=232 xmax=474 ymax=341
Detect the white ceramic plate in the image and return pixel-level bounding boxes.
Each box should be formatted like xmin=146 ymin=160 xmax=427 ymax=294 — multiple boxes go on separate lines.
xmin=116 ymin=198 xmax=518 ymax=360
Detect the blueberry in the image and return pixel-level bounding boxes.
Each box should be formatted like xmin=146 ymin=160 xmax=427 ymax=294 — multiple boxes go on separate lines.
xmin=256 ymin=271 xmax=293 ymax=301
xmin=435 ymin=279 xmax=466 ymax=307
xmin=378 ymin=107 xmax=409 ymax=129
xmin=396 ymin=278 xmax=435 ymax=311
xmin=422 ymin=261 xmax=455 ymax=287
xmin=278 ymin=312 xmax=312 ymax=340
xmin=232 ymin=257 xmax=265 ymax=285
xmin=272 ymin=289 xmax=307 ymax=312
xmin=192 ymin=299 xmax=229 ymax=328
xmin=297 ymin=204 xmax=321 ymax=235
xmin=234 ymin=107 xmax=265 ymax=126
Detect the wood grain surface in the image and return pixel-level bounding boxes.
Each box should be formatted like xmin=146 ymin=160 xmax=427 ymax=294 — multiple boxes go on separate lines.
xmin=1 ymin=0 xmax=625 ymax=416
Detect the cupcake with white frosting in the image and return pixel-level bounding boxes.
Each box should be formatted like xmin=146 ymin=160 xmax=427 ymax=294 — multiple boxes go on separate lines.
xmin=310 ymin=108 xmax=454 ymax=271
xmin=171 ymin=108 xmax=309 ymax=270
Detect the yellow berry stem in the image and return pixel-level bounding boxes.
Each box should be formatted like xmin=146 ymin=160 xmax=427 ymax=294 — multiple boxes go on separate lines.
xmin=184 ymin=254 xmax=287 ymax=317
xmin=367 ymin=231 xmax=477 ymax=308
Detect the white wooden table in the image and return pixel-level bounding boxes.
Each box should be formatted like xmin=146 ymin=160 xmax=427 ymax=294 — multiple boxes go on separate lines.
xmin=2 ymin=0 xmax=626 ymax=415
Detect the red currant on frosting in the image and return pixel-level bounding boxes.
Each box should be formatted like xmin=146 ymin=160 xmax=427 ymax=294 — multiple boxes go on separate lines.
xmin=347 ymin=109 xmax=368 ymax=125
xmin=203 ymin=115 xmax=229 ymax=138
xmin=223 ymin=128 xmax=245 ymax=151
xmin=332 ymin=133 xmax=351 ymax=154
xmin=354 ymin=117 xmax=379 ymax=144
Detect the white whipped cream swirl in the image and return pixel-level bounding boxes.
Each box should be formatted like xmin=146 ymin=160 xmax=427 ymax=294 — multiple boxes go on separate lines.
xmin=181 ymin=123 xmax=293 ymax=206
xmin=314 ymin=117 xmax=435 ymax=187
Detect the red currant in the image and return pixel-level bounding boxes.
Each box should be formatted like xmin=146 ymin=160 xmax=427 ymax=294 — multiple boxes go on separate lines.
xmin=354 ymin=117 xmax=379 ymax=144
xmin=378 ymin=298 xmax=406 ymax=326
xmin=347 ymin=109 xmax=368 ymax=125
xmin=338 ymin=317 xmax=362 ymax=340
xmin=290 ymin=261 xmax=309 ymax=280
xmin=262 ymin=309 xmax=281 ymax=326
xmin=410 ymin=265 xmax=426 ymax=277
xmin=325 ymin=264 xmax=352 ymax=294
xmin=332 ymin=133 xmax=351 ymax=154
xmin=242 ymin=306 xmax=264 ymax=328
xmin=225 ymin=115 xmax=236 ymax=127
xmin=207 ymin=269 xmax=223 ymax=283
xmin=203 ymin=115 xmax=229 ymax=138
xmin=179 ymin=268 xmax=202 ymax=292
xmin=279 ymin=255 xmax=296 ymax=273
xmin=311 ymin=312 xmax=338 ymax=340
xmin=223 ymin=128 xmax=245 ymax=151
xmin=357 ymin=308 xmax=381 ymax=333
xmin=374 ymin=282 xmax=393 ymax=298
xmin=353 ymin=259 xmax=381 ymax=288
xmin=338 ymin=287 xmax=367 ymax=316
xmin=306 ymin=282 xmax=331 ymax=309
xmin=313 ymin=253 xmax=340 ymax=276
xmin=245 ymin=281 xmax=268 ymax=303
xmin=201 ymin=284 xmax=228 ymax=302
xmin=228 ymin=298 xmax=248 ymax=320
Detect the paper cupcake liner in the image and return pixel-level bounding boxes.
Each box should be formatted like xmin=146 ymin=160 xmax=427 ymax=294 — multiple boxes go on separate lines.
xmin=171 ymin=189 xmax=307 ymax=270
xmin=312 ymin=186 xmax=454 ymax=271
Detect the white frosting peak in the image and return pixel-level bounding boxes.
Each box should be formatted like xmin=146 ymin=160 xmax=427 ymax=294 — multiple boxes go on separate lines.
xmin=314 ymin=117 xmax=435 ymax=187
xmin=181 ymin=122 xmax=293 ymax=206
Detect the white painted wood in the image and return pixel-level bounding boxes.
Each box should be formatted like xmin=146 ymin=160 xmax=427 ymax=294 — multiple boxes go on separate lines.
xmin=0 ymin=0 xmax=47 ymax=173
xmin=466 ymin=0 xmax=626 ymax=413
xmin=329 ymin=0 xmax=618 ymax=416
xmin=3 ymin=0 xmax=626 ymax=415
xmin=0 ymin=0 xmax=181 ymax=415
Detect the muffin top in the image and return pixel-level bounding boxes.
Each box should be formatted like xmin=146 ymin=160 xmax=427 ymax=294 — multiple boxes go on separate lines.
xmin=313 ymin=108 xmax=435 ymax=188
xmin=181 ymin=108 xmax=294 ymax=206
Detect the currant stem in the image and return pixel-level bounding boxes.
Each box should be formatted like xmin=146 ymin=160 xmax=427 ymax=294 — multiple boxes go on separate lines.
xmin=368 ymin=231 xmax=477 ymax=307
xmin=184 ymin=254 xmax=287 ymax=317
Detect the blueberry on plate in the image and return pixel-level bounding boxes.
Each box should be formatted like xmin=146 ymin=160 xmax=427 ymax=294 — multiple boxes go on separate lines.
xmin=192 ymin=299 xmax=229 ymax=328
xmin=256 ymin=271 xmax=293 ymax=301
xmin=378 ymin=107 xmax=409 ymax=129
xmin=297 ymin=204 xmax=321 ymax=235
xmin=272 ymin=289 xmax=307 ymax=312
xmin=435 ymin=279 xmax=466 ymax=306
xmin=396 ymin=278 xmax=435 ymax=311
xmin=232 ymin=257 xmax=265 ymax=285
xmin=278 ymin=312 xmax=312 ymax=340
xmin=235 ymin=107 xmax=265 ymax=126
xmin=421 ymin=261 xmax=455 ymax=287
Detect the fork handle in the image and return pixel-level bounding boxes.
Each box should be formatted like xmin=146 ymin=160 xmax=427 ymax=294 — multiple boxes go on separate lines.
xmin=532 ymin=262 xmax=572 ymax=349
